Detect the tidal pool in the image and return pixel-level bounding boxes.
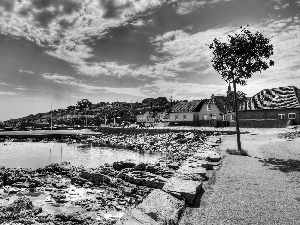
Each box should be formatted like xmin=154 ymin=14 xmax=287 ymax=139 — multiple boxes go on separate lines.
xmin=0 ymin=142 xmax=162 ymax=169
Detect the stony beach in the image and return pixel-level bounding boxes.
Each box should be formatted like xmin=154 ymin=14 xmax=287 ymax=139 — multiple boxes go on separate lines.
xmin=0 ymin=129 xmax=222 ymax=224
xmin=1 ymin=127 xmax=298 ymax=224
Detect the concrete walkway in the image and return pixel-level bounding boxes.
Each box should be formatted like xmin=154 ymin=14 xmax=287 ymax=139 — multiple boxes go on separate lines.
xmin=179 ymin=132 xmax=300 ymax=225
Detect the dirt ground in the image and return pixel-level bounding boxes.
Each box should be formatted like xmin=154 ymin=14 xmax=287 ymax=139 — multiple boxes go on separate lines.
xmin=179 ymin=129 xmax=300 ymax=225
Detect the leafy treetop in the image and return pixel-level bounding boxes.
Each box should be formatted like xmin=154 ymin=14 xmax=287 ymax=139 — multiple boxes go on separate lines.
xmin=208 ymin=27 xmax=274 ymax=85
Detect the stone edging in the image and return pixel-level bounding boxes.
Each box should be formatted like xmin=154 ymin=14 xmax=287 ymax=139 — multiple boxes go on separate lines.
xmin=117 ymin=136 xmax=223 ymax=225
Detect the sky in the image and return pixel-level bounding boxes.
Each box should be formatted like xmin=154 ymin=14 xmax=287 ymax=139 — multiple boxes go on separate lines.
xmin=0 ymin=0 xmax=300 ymax=121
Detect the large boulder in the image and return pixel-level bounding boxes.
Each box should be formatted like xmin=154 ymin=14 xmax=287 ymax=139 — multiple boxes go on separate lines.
xmin=163 ymin=177 xmax=203 ymax=205
xmin=70 ymin=176 xmax=88 ymax=186
xmin=113 ymin=161 xmax=137 ymax=171
xmin=193 ymin=151 xmax=221 ymax=162
xmin=177 ymin=164 xmax=206 ymax=178
xmin=122 ymin=171 xmax=168 ymax=189
xmin=93 ymin=172 xmax=111 ymax=185
xmin=137 ymin=189 xmax=185 ymax=225
xmin=116 ymin=208 xmax=158 ymax=225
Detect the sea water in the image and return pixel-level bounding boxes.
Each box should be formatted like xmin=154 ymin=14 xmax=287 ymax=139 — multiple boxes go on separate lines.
xmin=0 ymin=142 xmax=162 ymax=169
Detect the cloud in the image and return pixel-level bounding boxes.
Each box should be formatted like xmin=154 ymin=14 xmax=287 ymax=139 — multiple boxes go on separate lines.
xmin=0 ymin=82 xmax=11 ymax=86
xmin=175 ymin=0 xmax=233 ymax=15
xmin=42 ymin=73 xmax=148 ymax=97
xmin=0 ymin=91 xmax=17 ymax=96
xmin=15 ymin=87 xmax=27 ymax=91
xmin=18 ymin=69 xmax=34 ymax=74
xmin=144 ymin=80 xmax=228 ymax=100
xmin=0 ymin=0 xmax=15 ymax=11
xmin=21 ymin=97 xmax=44 ymax=101
xmin=100 ymin=0 xmax=134 ymax=19
xmin=42 ymin=73 xmax=77 ymax=82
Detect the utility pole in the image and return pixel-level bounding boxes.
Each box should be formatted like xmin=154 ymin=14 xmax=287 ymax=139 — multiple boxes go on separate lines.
xmin=51 ymin=102 xmax=53 ymax=131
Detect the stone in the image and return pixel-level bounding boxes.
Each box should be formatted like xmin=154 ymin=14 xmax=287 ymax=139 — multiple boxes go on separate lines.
xmin=116 ymin=208 xmax=159 ymax=225
xmin=70 ymin=177 xmax=88 ymax=186
xmin=134 ymin=163 xmax=147 ymax=171
xmin=113 ymin=161 xmax=137 ymax=171
xmin=163 ymin=177 xmax=203 ymax=205
xmin=93 ymin=172 xmax=111 ymax=185
xmin=137 ymin=189 xmax=185 ymax=224
xmin=173 ymin=173 xmax=204 ymax=182
xmin=177 ymin=164 xmax=206 ymax=178
xmin=123 ymin=172 xmax=168 ymax=189
xmin=193 ymin=151 xmax=221 ymax=162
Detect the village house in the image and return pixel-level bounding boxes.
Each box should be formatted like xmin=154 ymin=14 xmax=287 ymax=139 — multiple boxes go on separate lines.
xmin=198 ymin=99 xmax=224 ymax=127
xmin=169 ymin=100 xmax=202 ymax=126
xmin=234 ymin=86 xmax=300 ymax=128
xmin=136 ymin=111 xmax=152 ymax=123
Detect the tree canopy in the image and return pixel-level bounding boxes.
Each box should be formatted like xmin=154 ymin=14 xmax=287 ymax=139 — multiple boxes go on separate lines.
xmin=209 ymin=27 xmax=274 ymax=85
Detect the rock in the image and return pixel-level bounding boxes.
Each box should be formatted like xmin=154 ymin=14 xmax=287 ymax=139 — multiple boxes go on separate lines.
xmin=137 ymin=189 xmax=185 ymax=224
xmin=167 ymin=162 xmax=180 ymax=170
xmin=113 ymin=161 xmax=137 ymax=171
xmin=193 ymin=151 xmax=221 ymax=162
xmin=173 ymin=173 xmax=204 ymax=182
xmin=10 ymin=196 xmax=34 ymax=211
xmin=93 ymin=172 xmax=111 ymax=185
xmin=123 ymin=172 xmax=168 ymax=189
xmin=163 ymin=177 xmax=203 ymax=205
xmin=116 ymin=208 xmax=159 ymax=225
xmin=53 ymin=181 xmax=69 ymax=189
xmin=134 ymin=163 xmax=147 ymax=171
xmin=177 ymin=164 xmax=206 ymax=178
xmin=122 ymin=186 xmax=136 ymax=196
xmin=71 ymin=176 xmax=88 ymax=186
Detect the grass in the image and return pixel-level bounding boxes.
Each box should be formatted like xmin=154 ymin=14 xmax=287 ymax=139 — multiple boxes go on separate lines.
xmin=226 ymin=148 xmax=249 ymax=156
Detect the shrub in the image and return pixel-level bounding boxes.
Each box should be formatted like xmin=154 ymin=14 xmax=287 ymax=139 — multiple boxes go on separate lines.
xmin=226 ymin=148 xmax=249 ymax=156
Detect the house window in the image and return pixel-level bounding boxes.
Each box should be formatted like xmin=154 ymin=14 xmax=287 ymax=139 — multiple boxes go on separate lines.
xmin=207 ymin=104 xmax=211 ymax=111
xmin=175 ymin=115 xmax=178 ymax=120
xmin=278 ymin=114 xmax=285 ymax=120
xmin=288 ymin=113 xmax=296 ymax=119
xmin=212 ymin=114 xmax=217 ymax=120
xmin=231 ymin=114 xmax=236 ymax=121
xmin=222 ymin=115 xmax=225 ymax=121
xmin=183 ymin=115 xmax=187 ymax=120
xmin=203 ymin=114 xmax=207 ymax=120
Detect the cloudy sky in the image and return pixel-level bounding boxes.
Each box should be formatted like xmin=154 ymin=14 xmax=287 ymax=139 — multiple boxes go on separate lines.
xmin=0 ymin=0 xmax=299 ymax=121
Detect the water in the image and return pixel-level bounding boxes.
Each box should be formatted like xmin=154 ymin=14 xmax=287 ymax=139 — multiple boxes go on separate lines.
xmin=0 ymin=142 xmax=162 ymax=169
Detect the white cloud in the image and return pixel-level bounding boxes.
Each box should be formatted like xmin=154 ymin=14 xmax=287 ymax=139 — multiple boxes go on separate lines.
xmin=144 ymin=80 xmax=228 ymax=100
xmin=0 ymin=91 xmax=17 ymax=96
xmin=42 ymin=73 xmax=148 ymax=97
xmin=148 ymin=18 xmax=300 ymax=97
xmin=22 ymin=97 xmax=44 ymax=101
xmin=18 ymin=69 xmax=34 ymax=74
xmin=42 ymin=73 xmax=77 ymax=82
xmin=0 ymin=0 xmax=176 ymax=78
xmin=175 ymin=0 xmax=232 ymax=15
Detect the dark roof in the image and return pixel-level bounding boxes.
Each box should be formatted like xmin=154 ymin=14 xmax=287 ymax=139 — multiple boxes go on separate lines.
xmin=171 ymin=100 xmax=202 ymax=113
xmin=240 ymin=86 xmax=300 ymax=110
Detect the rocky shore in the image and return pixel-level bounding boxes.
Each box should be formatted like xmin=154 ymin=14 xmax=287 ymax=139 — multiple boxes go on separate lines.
xmin=0 ymin=131 xmax=223 ymax=224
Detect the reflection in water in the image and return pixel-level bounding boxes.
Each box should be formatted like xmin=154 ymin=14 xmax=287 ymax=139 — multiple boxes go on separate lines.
xmin=0 ymin=142 xmax=162 ymax=169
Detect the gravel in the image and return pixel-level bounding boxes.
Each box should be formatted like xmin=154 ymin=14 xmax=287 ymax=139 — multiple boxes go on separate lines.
xmin=179 ymin=131 xmax=300 ymax=225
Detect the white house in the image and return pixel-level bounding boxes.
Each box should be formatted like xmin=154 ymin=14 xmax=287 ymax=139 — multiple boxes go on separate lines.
xmin=169 ymin=101 xmax=201 ymax=125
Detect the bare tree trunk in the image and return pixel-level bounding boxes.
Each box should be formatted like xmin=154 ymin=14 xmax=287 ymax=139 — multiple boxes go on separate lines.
xmin=233 ymin=81 xmax=242 ymax=151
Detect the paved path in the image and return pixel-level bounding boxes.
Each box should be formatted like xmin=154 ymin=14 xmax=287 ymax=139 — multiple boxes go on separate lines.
xmin=179 ymin=132 xmax=300 ymax=225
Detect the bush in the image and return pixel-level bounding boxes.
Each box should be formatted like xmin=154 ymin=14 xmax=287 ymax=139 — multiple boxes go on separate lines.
xmin=226 ymin=148 xmax=249 ymax=156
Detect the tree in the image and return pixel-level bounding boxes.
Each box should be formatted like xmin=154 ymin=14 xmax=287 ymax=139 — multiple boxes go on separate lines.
xmin=226 ymin=88 xmax=247 ymax=112
xmin=76 ymin=99 xmax=92 ymax=111
xmin=209 ymin=27 xmax=274 ymax=152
